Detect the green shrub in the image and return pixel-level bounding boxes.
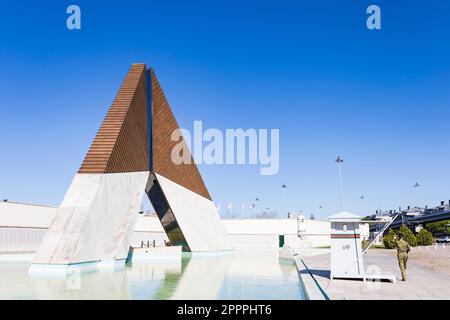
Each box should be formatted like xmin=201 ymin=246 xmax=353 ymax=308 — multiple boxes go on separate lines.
xmin=416 ymin=228 xmax=433 ymax=246
xmin=397 ymin=224 xmax=417 ymax=247
xmin=383 ymin=229 xmax=397 ymax=249
xmin=425 ymin=220 xmax=450 ymax=236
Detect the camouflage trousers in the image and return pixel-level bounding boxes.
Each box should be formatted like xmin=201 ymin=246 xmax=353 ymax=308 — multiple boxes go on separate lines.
xmin=397 ymin=252 xmax=408 ymax=281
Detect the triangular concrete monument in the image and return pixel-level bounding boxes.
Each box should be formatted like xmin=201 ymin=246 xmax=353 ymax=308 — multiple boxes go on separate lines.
xmin=31 ymin=64 xmax=230 ymax=269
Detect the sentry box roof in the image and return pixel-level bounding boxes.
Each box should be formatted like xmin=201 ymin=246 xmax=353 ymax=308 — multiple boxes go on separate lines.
xmin=328 ymin=211 xmax=362 ymax=222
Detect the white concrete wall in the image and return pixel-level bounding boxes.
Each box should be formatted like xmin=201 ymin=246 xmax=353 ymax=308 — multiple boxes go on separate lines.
xmin=131 ymin=231 xmax=168 ymax=248
xmin=360 ymin=223 xmax=370 ymax=241
xmin=135 ymin=214 xmax=165 ymax=232
xmin=228 ymin=234 xmax=279 ymax=248
xmin=0 ymin=227 xmax=47 ymax=252
xmin=132 ymin=218 xmax=330 ymax=249
xmin=305 ymin=219 xmax=332 ymax=247
xmin=223 ymin=218 xmax=330 ymax=248
xmin=0 ymin=202 xmax=331 ymax=250
xmin=0 ymin=202 xmax=56 ymax=252
xmin=223 ymin=219 xmax=298 ymax=234
xmin=0 ymin=202 xmax=56 ymax=228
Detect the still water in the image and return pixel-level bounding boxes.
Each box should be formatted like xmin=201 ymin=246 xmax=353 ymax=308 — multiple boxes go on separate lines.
xmin=0 ymin=249 xmax=305 ymax=300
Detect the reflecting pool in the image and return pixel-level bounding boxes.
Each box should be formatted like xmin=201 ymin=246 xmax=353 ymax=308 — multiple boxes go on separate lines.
xmin=0 ymin=249 xmax=305 ymax=300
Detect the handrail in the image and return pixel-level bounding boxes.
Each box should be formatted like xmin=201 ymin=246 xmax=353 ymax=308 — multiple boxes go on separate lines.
xmin=342 ymin=212 xmax=402 ymax=275
xmin=362 ymin=212 xmax=401 ymax=255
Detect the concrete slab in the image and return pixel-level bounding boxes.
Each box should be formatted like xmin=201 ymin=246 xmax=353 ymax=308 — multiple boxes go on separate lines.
xmin=299 ymin=247 xmax=450 ymax=300
xmin=131 ymin=246 xmax=182 ymax=262
xmin=153 ymin=173 xmax=231 ymax=252
xmin=32 ymin=172 xmax=149 ymax=265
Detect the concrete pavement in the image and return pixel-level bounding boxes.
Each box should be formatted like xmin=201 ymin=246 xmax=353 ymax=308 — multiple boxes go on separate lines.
xmin=297 ymin=247 xmax=450 ymax=300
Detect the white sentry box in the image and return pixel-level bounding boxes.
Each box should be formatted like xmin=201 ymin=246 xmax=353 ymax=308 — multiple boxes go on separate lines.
xmin=329 ymin=212 xmax=364 ymax=280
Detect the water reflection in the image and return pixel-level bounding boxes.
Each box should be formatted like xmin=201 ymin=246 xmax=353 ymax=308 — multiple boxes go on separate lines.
xmin=0 ymin=249 xmax=304 ymax=300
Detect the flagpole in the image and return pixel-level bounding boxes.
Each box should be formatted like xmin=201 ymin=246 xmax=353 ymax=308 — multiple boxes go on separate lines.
xmin=335 ymin=156 xmax=344 ymax=212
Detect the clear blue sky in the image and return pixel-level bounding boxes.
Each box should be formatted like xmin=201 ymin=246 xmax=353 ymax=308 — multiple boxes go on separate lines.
xmin=0 ymin=1 xmax=449 ymax=219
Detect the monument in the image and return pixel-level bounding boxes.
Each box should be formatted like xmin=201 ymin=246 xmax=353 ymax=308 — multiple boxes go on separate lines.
xmin=31 ymin=64 xmax=231 ymax=270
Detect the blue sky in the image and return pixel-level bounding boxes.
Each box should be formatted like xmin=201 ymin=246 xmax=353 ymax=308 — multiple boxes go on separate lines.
xmin=0 ymin=1 xmax=449 ymax=219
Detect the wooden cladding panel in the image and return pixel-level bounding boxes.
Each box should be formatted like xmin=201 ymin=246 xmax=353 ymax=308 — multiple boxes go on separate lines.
xmin=150 ymin=69 xmax=211 ymax=200
xmin=78 ymin=64 xmax=150 ymax=173
xmin=77 ymin=64 xmax=211 ymax=201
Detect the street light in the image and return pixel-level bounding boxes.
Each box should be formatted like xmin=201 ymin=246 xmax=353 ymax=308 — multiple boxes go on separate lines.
xmin=335 ymin=156 xmax=344 ymax=212
xmin=413 ymin=182 xmax=420 ymax=207
xmin=282 ymin=183 xmax=288 ymax=217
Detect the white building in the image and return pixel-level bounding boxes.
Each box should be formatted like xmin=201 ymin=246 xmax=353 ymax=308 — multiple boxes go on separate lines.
xmin=0 ymin=201 xmax=331 ymax=253
xmin=360 ymin=223 xmax=370 ymax=241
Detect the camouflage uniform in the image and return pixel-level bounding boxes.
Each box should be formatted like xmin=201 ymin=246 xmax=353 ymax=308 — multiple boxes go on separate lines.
xmin=395 ymin=238 xmax=411 ymax=281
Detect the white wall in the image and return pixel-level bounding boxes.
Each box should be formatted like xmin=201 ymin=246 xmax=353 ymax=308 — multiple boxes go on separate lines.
xmin=223 ymin=219 xmax=298 ymax=234
xmin=228 ymin=234 xmax=279 ymax=248
xmin=360 ymin=223 xmax=370 ymax=241
xmin=222 ymin=218 xmax=330 ymax=248
xmin=0 ymin=202 xmax=56 ymax=228
xmin=0 ymin=202 xmax=56 ymax=252
xmin=131 ymin=232 xmax=168 ymax=248
xmin=0 ymin=202 xmax=331 ymax=250
xmin=0 ymin=227 xmax=48 ymax=252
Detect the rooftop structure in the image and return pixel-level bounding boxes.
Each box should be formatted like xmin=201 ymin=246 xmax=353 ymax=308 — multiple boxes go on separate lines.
xmin=370 ymin=200 xmax=450 ymax=233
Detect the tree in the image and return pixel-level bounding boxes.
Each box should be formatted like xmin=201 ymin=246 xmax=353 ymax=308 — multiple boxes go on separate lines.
xmin=425 ymin=220 xmax=450 ymax=236
xmin=254 ymin=211 xmax=279 ymax=219
xmin=416 ymin=228 xmax=433 ymax=246
xmin=383 ymin=229 xmax=397 ymax=249
xmin=397 ymin=224 xmax=417 ymax=247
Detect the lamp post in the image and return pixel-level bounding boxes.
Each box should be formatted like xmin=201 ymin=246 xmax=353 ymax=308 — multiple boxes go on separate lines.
xmin=413 ymin=182 xmax=420 ymax=207
xmin=282 ymin=183 xmax=288 ymax=217
xmin=254 ymin=197 xmax=260 ymax=217
xmin=335 ymin=156 xmax=344 ymax=212
xmin=359 ymin=195 xmax=365 ymax=217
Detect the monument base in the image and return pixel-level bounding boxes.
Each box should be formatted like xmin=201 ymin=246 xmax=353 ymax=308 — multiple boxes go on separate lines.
xmin=28 ymin=261 xmax=98 ymax=278
xmin=32 ymin=171 xmax=149 ymax=266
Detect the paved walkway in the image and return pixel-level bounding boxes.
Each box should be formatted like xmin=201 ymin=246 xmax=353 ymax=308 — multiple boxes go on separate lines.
xmin=297 ymin=247 xmax=450 ymax=300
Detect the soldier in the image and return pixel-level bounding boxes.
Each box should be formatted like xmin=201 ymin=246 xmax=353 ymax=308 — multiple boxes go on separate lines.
xmin=393 ymin=234 xmax=411 ymax=281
